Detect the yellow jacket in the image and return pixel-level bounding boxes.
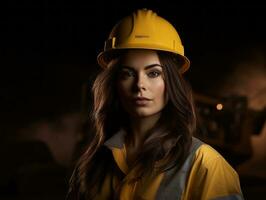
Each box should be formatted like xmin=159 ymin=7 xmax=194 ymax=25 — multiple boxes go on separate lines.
xmin=101 ymin=129 xmax=244 ymax=200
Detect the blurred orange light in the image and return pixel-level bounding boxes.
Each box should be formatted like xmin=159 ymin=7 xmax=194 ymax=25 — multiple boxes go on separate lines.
xmin=216 ymin=103 xmax=223 ymax=110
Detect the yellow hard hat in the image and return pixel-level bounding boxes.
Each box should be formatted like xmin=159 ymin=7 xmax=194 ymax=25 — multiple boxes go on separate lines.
xmin=97 ymin=9 xmax=190 ymax=73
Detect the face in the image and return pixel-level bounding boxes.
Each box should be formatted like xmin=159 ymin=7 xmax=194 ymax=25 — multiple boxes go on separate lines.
xmin=116 ymin=49 xmax=167 ymax=118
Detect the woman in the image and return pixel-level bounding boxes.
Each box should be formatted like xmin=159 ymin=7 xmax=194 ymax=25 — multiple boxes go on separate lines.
xmin=67 ymin=9 xmax=244 ymax=200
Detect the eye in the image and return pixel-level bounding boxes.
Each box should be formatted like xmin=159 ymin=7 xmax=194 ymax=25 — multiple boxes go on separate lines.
xmin=119 ymin=70 xmax=135 ymax=79
xmin=147 ymin=70 xmax=162 ymax=78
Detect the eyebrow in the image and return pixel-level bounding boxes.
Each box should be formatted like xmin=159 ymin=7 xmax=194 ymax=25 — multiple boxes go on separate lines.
xmin=120 ymin=64 xmax=163 ymax=70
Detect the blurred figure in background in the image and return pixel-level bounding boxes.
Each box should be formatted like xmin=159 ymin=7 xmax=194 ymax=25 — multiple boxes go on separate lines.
xmin=17 ymin=112 xmax=84 ymax=168
xmin=0 ymin=101 xmax=86 ymax=200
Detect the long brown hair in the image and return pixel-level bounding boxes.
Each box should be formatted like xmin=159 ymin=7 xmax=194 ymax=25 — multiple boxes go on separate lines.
xmin=67 ymin=50 xmax=196 ymax=199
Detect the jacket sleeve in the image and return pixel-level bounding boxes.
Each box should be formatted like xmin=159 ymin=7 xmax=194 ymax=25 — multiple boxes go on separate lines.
xmin=182 ymin=144 xmax=244 ymax=200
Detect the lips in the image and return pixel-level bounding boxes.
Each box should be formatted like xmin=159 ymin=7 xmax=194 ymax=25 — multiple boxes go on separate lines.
xmin=132 ymin=97 xmax=151 ymax=106
xmin=133 ymin=97 xmax=151 ymax=101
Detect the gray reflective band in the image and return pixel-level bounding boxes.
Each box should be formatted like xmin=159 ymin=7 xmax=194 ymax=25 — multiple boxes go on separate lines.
xmin=155 ymin=137 xmax=204 ymax=200
xmin=211 ymin=194 xmax=244 ymax=200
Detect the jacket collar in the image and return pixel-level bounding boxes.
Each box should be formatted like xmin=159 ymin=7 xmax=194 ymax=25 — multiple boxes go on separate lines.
xmin=103 ymin=129 xmax=128 ymax=174
xmin=104 ymin=128 xmax=126 ymax=149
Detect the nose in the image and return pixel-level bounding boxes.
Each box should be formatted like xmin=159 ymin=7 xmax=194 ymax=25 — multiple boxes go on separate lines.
xmin=134 ymin=73 xmax=146 ymax=92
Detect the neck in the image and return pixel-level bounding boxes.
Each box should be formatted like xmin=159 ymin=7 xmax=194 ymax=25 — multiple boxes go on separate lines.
xmin=128 ymin=112 xmax=161 ymax=146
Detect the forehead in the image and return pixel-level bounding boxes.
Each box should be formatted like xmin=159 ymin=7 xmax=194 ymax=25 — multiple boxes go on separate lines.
xmin=120 ymin=49 xmax=161 ymax=69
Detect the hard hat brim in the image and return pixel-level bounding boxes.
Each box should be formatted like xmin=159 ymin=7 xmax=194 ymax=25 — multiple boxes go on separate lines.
xmin=97 ymin=48 xmax=190 ymax=74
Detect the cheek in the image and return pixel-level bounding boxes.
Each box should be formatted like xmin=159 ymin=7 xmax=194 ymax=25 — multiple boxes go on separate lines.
xmin=152 ymin=79 xmax=166 ymax=101
xmin=117 ymin=80 xmax=131 ymax=100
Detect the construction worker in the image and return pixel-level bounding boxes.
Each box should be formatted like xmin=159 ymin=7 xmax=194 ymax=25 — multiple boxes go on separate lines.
xmin=66 ymin=9 xmax=244 ymax=200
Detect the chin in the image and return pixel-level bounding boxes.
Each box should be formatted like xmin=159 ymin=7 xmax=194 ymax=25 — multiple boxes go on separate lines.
xmin=134 ymin=112 xmax=152 ymax=118
xmin=130 ymin=108 xmax=161 ymax=118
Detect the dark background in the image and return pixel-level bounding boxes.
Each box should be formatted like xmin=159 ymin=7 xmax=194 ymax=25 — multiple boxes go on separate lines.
xmin=0 ymin=1 xmax=265 ymax=199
